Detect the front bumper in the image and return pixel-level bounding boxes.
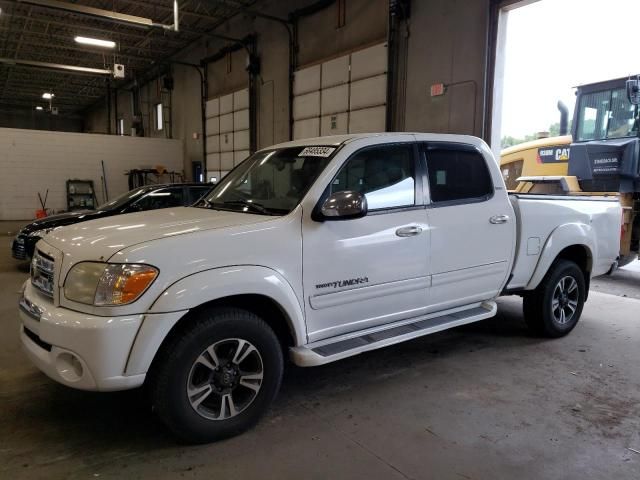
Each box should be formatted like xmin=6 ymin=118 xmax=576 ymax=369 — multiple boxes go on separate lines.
xmin=19 ymin=282 xmax=146 ymax=391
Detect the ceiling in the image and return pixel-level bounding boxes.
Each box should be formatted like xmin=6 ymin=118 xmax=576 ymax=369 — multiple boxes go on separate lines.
xmin=0 ymin=0 xmax=256 ymax=117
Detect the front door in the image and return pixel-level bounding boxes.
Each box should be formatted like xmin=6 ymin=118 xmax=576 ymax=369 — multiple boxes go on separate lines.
xmin=302 ymin=141 xmax=431 ymax=343
xmin=422 ymin=143 xmax=515 ymax=311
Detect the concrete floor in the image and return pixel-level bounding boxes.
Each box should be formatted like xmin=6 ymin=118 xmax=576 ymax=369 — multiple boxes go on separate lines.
xmin=1 ymin=249 xmax=639 ymax=480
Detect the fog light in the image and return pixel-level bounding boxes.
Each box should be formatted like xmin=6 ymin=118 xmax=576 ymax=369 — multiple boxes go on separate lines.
xmin=56 ymin=352 xmax=84 ymax=382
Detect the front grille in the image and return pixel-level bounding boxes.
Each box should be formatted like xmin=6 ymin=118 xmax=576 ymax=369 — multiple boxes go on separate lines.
xmin=12 ymin=240 xmax=27 ymax=260
xmin=31 ymin=250 xmax=55 ymax=298
xmin=23 ymin=326 xmax=52 ymax=352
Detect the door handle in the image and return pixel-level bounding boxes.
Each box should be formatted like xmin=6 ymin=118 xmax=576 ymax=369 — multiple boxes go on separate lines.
xmin=489 ymin=214 xmax=510 ymax=224
xmin=396 ymin=226 xmax=423 ymax=237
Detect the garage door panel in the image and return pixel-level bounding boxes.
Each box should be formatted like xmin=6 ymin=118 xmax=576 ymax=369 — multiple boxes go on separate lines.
xmin=293 ymin=91 xmax=320 ymax=121
xmin=321 ymin=55 xmax=350 ymax=88
xmin=350 ymin=74 xmax=387 ymax=111
xmin=233 ymin=109 xmax=249 ymax=131
xmin=206 ymin=117 xmax=220 ymax=135
xmin=234 ymin=129 xmax=250 ymax=151
xmin=321 ymin=84 xmax=349 ymax=115
xmin=206 ymin=153 xmax=220 ymax=169
xmin=234 ymin=150 xmax=250 ymax=166
xmin=220 ymin=132 xmax=234 ymax=152
xmin=219 ymin=113 xmax=234 ymax=134
xmin=293 ymin=117 xmax=320 ymax=140
xmin=349 ymin=106 xmax=386 ymax=133
xmin=220 ymin=93 xmax=234 ymax=114
xmin=205 ymin=98 xmax=219 ymax=118
xmin=221 ymin=152 xmax=235 ymax=170
xmin=294 ymin=64 xmax=321 ymax=96
xmin=351 ymin=43 xmax=387 ymax=81
xmin=206 ymin=135 xmax=220 ymax=153
xmin=321 ymin=113 xmax=349 ymax=135
xmin=233 ymin=88 xmax=249 ymax=111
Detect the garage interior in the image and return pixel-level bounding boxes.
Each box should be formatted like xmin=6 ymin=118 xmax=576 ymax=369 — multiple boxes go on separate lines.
xmin=1 ymin=0 xmax=639 ymax=478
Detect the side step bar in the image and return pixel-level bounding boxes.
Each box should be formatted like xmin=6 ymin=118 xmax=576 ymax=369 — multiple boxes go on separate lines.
xmin=290 ymin=301 xmax=497 ymax=367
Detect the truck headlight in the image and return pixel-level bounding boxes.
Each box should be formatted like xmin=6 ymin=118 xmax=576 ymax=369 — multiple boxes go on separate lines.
xmin=64 ymin=262 xmax=158 ymax=306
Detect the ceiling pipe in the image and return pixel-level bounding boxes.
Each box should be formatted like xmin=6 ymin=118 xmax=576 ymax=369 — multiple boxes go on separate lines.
xmin=16 ymin=0 xmax=179 ymax=31
xmin=0 ymin=57 xmax=112 ymax=76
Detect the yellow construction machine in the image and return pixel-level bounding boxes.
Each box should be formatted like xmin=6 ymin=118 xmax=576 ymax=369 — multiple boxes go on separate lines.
xmin=500 ymin=76 xmax=640 ymax=267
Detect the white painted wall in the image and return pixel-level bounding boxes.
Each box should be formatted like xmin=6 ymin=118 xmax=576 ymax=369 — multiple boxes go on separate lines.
xmin=0 ymin=128 xmax=184 ymax=220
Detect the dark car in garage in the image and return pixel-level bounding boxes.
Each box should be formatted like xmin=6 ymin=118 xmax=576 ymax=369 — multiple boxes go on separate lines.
xmin=11 ymin=183 xmax=212 ymax=261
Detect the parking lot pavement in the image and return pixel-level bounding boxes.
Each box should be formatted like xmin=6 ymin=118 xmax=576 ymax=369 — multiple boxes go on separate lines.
xmin=1 ymin=250 xmax=639 ymax=480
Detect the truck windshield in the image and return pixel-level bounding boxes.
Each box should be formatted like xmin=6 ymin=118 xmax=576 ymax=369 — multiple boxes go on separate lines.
xmin=575 ymin=87 xmax=638 ymax=141
xmin=198 ymin=146 xmax=337 ymax=215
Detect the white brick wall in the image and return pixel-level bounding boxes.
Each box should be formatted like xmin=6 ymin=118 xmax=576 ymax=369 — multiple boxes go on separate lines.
xmin=0 ymin=128 xmax=184 ymax=220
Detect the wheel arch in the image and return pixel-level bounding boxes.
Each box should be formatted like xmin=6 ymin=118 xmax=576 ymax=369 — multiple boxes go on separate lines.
xmin=526 ymin=223 xmax=595 ymax=292
xmin=125 ymin=266 xmax=306 ymax=377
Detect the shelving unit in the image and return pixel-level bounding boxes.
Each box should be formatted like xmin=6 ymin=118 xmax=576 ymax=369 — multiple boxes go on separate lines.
xmin=66 ymin=179 xmax=96 ymax=211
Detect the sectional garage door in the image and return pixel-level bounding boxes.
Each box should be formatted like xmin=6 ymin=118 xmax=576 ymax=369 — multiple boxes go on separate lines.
xmin=205 ymin=88 xmax=250 ymax=179
xmin=293 ymin=43 xmax=387 ymax=140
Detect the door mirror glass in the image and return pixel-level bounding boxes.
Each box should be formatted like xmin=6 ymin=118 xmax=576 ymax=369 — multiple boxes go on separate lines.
xmin=320 ymin=190 xmax=367 ymax=220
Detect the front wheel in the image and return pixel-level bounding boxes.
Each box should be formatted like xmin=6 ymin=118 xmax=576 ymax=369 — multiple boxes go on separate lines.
xmin=148 ymin=307 xmax=284 ymax=443
xmin=523 ymin=259 xmax=586 ymax=338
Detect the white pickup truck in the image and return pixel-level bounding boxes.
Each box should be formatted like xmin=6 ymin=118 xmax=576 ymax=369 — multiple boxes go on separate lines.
xmin=19 ymin=133 xmax=621 ymax=443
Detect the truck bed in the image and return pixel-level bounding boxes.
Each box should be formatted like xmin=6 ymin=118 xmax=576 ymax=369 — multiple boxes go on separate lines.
xmin=506 ymin=193 xmax=621 ymax=290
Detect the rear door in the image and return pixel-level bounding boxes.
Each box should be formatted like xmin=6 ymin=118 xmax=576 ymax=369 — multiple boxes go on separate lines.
xmin=422 ymin=143 xmax=515 ymax=311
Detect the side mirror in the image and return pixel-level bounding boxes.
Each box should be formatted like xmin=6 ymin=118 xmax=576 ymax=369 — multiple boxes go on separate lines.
xmin=627 ymin=78 xmax=640 ymax=105
xmin=318 ymin=190 xmax=367 ymax=221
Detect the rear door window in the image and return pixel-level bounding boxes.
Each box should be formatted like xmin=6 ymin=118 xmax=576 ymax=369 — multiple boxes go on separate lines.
xmin=424 ymin=145 xmax=493 ymax=205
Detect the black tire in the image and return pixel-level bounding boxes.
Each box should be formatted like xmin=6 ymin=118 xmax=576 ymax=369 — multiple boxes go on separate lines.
xmin=148 ymin=307 xmax=283 ymax=443
xmin=523 ymin=259 xmax=586 ymax=338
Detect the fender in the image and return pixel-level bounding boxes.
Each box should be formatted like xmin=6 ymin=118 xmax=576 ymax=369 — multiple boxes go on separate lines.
xmin=125 ymin=265 xmax=306 ymax=376
xmin=526 ymin=222 xmax=594 ymax=290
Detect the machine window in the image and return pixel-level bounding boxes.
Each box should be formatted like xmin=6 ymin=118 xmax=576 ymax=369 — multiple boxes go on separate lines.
xmin=425 ymin=148 xmax=493 ymax=203
xmin=331 ymin=144 xmax=416 ymax=210
xmin=576 ymin=88 xmax=638 ymax=141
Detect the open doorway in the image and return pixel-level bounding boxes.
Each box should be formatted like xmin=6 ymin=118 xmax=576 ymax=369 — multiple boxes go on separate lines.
xmin=491 ymin=0 xmax=640 ymax=159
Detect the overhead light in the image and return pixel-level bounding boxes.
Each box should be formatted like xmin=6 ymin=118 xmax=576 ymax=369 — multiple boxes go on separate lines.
xmin=74 ymin=36 xmax=116 ymax=49
xmin=35 ymin=106 xmax=43 ymax=111
xmin=42 ymin=92 xmax=54 ymax=99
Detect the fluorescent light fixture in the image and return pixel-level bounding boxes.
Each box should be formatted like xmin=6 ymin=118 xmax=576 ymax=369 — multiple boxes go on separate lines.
xmin=74 ymin=36 xmax=116 ymax=49
xmin=42 ymin=92 xmax=54 ymax=99
xmin=35 ymin=106 xmax=44 ymax=110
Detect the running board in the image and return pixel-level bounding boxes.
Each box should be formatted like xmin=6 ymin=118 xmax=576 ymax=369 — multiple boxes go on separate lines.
xmin=290 ymin=301 xmax=497 ymax=367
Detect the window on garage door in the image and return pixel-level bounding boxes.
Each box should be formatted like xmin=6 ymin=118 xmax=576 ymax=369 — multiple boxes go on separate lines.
xmin=293 ymin=42 xmax=388 ymax=140
xmin=205 ymin=88 xmax=250 ymax=180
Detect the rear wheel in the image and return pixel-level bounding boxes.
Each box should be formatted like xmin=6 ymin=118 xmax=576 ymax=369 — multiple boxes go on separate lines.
xmin=523 ymin=259 xmax=586 ymax=337
xmin=148 ymin=307 xmax=283 ymax=443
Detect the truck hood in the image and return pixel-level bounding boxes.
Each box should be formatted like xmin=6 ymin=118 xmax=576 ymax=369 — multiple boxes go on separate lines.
xmin=42 ymin=206 xmax=271 ymax=261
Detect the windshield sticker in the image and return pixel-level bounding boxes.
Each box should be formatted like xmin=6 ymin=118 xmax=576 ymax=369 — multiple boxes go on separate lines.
xmin=299 ymin=146 xmax=336 ymax=157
